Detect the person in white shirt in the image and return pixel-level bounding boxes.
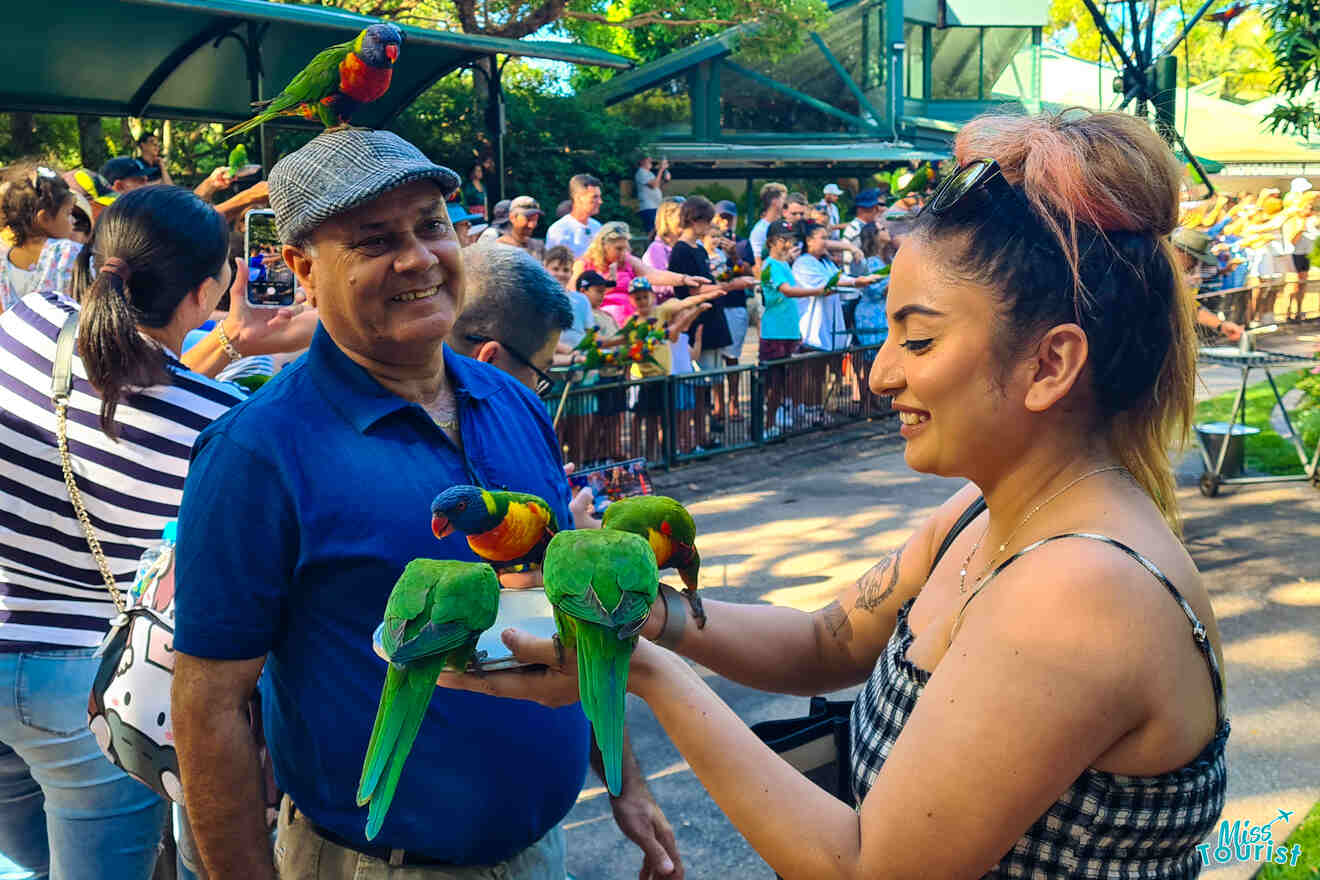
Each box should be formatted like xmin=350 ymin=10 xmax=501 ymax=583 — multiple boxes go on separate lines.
xmin=822 ymin=183 xmax=845 ymax=236
xmin=792 ymin=222 xmax=882 ymax=352
xmin=748 ymin=182 xmax=788 ymax=266
xmin=634 ymin=157 xmax=669 ymax=236
xmin=545 ymin=174 xmax=603 ymax=259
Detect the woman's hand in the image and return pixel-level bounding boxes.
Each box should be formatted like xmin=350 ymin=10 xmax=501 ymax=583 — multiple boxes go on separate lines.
xmin=222 ymin=260 xmax=318 ymax=358
xmin=681 ymin=274 xmax=713 ymax=289
xmin=432 ymin=627 xmax=664 ymax=707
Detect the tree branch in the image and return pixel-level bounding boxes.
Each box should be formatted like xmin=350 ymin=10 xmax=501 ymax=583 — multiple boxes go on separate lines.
xmin=560 ymin=9 xmax=739 ymax=28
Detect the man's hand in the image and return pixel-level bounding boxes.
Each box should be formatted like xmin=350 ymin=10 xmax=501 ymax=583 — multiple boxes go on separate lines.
xmin=564 ymin=462 xmax=602 ymax=529
xmin=195 ymin=166 xmax=235 ymax=201
xmin=680 ymin=275 xmax=713 ymax=289
xmin=1219 ymin=320 xmax=1244 ymax=342
xmin=222 ymin=259 xmax=319 ymax=358
xmin=610 ymin=783 xmax=684 ymax=880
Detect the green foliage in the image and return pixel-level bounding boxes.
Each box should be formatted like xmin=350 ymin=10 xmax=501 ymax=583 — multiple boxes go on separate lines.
xmin=1262 ymin=0 xmax=1320 ymax=138
xmin=1256 ymin=797 xmax=1320 ymax=879
xmin=391 ymin=65 xmax=647 ymax=225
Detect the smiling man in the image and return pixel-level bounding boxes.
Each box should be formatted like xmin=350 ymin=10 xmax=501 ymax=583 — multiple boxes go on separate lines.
xmin=171 ymin=130 xmax=592 ymax=880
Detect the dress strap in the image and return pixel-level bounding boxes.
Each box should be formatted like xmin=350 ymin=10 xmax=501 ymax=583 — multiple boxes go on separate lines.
xmin=952 ymin=532 xmax=1226 ymax=726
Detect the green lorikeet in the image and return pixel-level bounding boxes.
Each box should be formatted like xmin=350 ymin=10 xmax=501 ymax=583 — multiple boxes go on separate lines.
xmin=543 ymin=530 xmax=659 ymax=796
xmin=224 ymin=24 xmax=403 ymax=139
xmin=823 ymin=270 xmax=841 ymax=291
xmin=430 ymin=486 xmax=558 ymax=570
xmin=227 ymin=143 xmax=248 ymax=180
xmin=357 ymin=559 xmax=499 ymax=839
xmin=602 ymin=495 xmax=704 ymax=627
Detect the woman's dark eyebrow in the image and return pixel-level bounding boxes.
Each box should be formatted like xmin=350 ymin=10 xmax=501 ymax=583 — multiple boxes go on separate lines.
xmin=892 ymin=304 xmax=946 ymax=322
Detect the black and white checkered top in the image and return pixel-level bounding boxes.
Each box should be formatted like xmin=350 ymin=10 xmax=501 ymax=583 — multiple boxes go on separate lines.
xmin=850 ymin=533 xmax=1229 ymax=879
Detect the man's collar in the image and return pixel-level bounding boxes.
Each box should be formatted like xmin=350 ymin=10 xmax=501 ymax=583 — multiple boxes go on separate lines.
xmin=307 ymin=326 xmax=502 ymax=434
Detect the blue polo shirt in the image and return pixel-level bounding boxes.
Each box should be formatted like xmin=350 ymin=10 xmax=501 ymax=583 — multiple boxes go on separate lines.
xmin=174 ymin=326 xmax=590 ymax=865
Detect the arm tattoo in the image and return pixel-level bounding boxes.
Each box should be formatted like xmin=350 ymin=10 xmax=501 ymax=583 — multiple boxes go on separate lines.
xmin=855 ymin=546 xmax=903 ymax=612
xmin=818 ymin=600 xmax=852 ymax=641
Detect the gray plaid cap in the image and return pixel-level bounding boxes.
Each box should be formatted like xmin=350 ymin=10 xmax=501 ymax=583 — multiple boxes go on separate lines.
xmin=268 ymin=129 xmax=461 ymax=245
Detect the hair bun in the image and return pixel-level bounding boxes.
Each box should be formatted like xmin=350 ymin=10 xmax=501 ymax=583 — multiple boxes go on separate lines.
xmin=955 ymin=109 xmax=1182 ymax=239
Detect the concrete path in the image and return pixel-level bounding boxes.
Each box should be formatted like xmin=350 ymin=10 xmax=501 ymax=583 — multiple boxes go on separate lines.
xmin=564 ymin=405 xmax=1320 ymax=879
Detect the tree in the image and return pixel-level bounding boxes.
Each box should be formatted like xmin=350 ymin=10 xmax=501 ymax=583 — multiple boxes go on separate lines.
xmin=1046 ymin=0 xmax=1276 ymax=103
xmin=1262 ymin=0 xmax=1320 ymax=138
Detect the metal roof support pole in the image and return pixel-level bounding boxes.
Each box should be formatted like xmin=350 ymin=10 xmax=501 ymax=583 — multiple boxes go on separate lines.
xmin=706 ymin=60 xmax=722 ymax=140
xmin=689 ymin=63 xmax=710 ymax=141
xmin=129 ymin=18 xmax=238 ymax=117
xmin=809 ymin=32 xmax=884 ymax=127
xmin=721 ymin=60 xmax=873 ymax=131
xmin=484 ymin=55 xmax=508 ymax=202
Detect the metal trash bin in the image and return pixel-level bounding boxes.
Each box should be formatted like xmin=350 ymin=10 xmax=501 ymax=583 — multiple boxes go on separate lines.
xmin=1195 ymin=422 xmax=1261 ymax=478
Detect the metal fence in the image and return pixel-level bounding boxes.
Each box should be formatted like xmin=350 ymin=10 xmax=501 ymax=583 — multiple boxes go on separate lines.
xmin=544 ymin=343 xmax=894 ymax=469
xmin=1196 ymin=276 xmax=1320 ymax=328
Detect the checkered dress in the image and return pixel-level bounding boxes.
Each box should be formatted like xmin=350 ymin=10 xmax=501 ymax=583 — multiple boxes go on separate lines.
xmin=850 ymin=534 xmax=1229 ymax=879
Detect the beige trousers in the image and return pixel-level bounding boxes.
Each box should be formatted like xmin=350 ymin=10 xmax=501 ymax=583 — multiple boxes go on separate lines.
xmin=274 ymin=796 xmax=566 ymax=880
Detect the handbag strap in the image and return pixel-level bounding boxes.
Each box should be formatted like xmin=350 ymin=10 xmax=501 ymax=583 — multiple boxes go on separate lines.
xmin=50 ymin=311 xmax=126 ymax=614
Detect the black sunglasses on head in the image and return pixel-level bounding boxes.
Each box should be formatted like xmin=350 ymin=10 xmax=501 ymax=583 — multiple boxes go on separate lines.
xmin=463 ymin=334 xmax=554 ymax=395
xmin=920 ymin=158 xmax=1016 ymax=221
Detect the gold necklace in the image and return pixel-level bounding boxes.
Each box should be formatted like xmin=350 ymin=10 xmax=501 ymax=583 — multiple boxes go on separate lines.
xmin=958 ymin=465 xmax=1126 ymax=594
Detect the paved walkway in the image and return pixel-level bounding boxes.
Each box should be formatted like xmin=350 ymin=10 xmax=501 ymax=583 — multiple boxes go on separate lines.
xmin=563 ymin=353 xmax=1320 ymax=878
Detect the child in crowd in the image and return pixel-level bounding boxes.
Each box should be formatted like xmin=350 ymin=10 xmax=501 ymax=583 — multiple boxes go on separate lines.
xmin=625 ymin=277 xmax=718 ymax=459
xmin=546 ymin=244 xmax=592 ymax=352
xmin=577 ymin=270 xmax=627 ymax=461
xmin=758 ymin=220 xmax=832 ymax=436
xmin=0 ymin=165 xmax=80 ymax=311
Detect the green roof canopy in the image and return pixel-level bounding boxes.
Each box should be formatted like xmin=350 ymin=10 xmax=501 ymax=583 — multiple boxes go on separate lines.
xmin=0 ymin=0 xmax=631 ymax=127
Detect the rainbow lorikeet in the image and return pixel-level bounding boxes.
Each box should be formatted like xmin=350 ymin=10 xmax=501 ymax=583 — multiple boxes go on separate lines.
xmin=357 ymin=559 xmax=499 ymax=839
xmin=224 ymin=24 xmax=403 ymax=139
xmin=891 ymin=164 xmax=933 ymax=199
xmin=602 ymin=495 xmax=704 ymax=627
xmin=430 ymin=486 xmax=558 ymax=570
xmin=543 ymin=529 xmax=658 ymax=796
xmin=824 ymin=270 xmax=841 ymax=291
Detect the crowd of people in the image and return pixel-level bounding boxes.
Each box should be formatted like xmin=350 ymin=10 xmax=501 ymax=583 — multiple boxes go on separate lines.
xmin=0 ymin=105 xmax=1260 ymax=880
xmin=1173 ymin=179 xmax=1319 ymax=332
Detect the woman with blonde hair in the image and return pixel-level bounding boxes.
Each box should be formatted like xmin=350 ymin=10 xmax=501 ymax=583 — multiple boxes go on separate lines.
xmin=570 ymin=220 xmax=709 ymax=326
xmin=643 ymin=198 xmax=685 ymax=301
xmin=448 ymin=109 xmax=1227 ymax=879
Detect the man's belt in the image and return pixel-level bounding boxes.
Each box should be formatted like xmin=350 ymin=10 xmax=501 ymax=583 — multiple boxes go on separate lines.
xmin=294 ymin=802 xmax=455 ymax=868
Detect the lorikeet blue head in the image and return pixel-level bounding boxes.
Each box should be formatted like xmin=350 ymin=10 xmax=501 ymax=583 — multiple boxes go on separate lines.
xmin=356 ymin=24 xmax=403 ymax=69
xmin=431 ymin=485 xmax=500 ymax=539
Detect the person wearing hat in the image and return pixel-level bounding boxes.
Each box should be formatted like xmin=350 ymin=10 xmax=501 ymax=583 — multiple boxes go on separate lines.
xmin=496 ymin=195 xmax=545 ymax=259
xmin=99 ymin=157 xmax=151 ymax=194
xmin=476 ymin=198 xmax=513 ymax=244
xmin=442 ymin=201 xmax=482 ymax=246
xmin=1173 ymin=226 xmax=1243 ymax=342
xmin=172 ymin=130 xmax=669 ymax=880
xmin=821 ymin=183 xmax=845 ymax=233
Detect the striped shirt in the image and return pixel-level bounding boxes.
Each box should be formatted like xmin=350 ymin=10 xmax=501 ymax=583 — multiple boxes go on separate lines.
xmin=0 ymin=291 xmax=244 ymax=649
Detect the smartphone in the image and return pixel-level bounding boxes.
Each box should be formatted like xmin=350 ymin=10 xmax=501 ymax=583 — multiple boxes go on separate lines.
xmin=372 ymin=588 xmax=558 ymax=672
xmin=244 ymin=209 xmax=295 ymax=308
xmin=566 ymin=457 xmax=653 ymax=518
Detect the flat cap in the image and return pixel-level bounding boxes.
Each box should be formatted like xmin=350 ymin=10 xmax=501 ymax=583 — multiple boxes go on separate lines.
xmin=269 ymin=129 xmax=461 ymax=245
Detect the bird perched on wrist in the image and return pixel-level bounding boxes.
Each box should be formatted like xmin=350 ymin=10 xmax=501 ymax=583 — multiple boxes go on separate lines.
xmin=602 ymin=495 xmax=704 ymax=627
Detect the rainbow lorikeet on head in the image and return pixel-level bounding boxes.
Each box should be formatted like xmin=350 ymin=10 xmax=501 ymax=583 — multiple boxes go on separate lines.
xmin=224 ymin=23 xmax=403 ymax=139
xmin=602 ymin=495 xmax=704 ymax=627
xmin=357 ymin=559 xmax=499 ymax=839
xmin=543 ymin=529 xmax=658 ymax=796
xmin=430 ymin=486 xmax=558 ymax=570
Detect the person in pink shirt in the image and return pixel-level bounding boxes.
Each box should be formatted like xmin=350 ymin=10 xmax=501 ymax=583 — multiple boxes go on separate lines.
xmin=570 ymin=221 xmax=709 ymax=326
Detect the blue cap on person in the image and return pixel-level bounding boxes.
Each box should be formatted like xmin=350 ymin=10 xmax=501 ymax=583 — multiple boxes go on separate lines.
xmin=855 ymin=188 xmax=882 ymax=208
xmin=267 ymin=129 xmax=461 ymax=246
xmin=714 ymin=199 xmax=738 ymax=219
xmin=100 ymin=157 xmax=149 ymax=186
xmin=628 ymin=277 xmax=653 ymax=295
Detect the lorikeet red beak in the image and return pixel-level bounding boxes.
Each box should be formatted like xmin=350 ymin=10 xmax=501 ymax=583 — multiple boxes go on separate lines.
xmin=386 ymin=44 xmax=399 ymax=63
xmin=431 ymin=514 xmax=455 ymax=540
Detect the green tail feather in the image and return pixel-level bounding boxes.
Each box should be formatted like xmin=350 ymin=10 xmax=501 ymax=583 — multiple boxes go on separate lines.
xmin=357 ymin=655 xmax=447 ymax=839
xmin=577 ymin=625 xmax=633 ymax=796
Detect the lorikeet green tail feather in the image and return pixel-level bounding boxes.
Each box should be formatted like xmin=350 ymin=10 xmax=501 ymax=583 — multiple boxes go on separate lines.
xmin=560 ymin=614 xmax=632 ymax=795
xmin=357 ymin=559 xmax=498 ymax=839
xmin=358 ymin=654 xmax=448 ymax=840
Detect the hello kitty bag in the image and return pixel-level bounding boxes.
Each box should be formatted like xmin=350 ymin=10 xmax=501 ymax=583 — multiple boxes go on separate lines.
xmin=50 ymin=312 xmax=185 ymax=801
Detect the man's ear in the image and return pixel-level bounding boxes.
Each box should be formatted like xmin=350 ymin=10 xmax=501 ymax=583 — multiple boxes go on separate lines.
xmin=474 ymin=340 xmax=502 ymax=365
xmin=283 ymin=244 xmax=316 ymax=306
xmin=1023 ymin=323 xmax=1089 ymax=413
